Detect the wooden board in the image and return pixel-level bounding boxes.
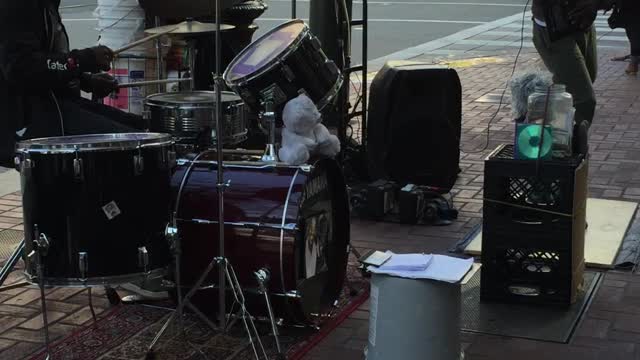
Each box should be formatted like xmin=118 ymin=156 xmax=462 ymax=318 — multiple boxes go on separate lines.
xmin=465 ymin=198 xmax=638 ymax=268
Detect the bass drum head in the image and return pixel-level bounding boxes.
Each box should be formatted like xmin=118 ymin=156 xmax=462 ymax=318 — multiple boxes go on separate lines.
xmin=294 ymin=158 xmax=350 ymax=318
xmin=224 ymin=19 xmax=307 ymax=84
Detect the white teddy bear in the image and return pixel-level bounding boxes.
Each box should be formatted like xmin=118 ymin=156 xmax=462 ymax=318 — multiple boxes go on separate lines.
xmin=278 ymin=94 xmax=341 ymax=165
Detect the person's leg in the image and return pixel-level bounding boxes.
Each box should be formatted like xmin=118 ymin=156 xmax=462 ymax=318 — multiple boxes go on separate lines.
xmin=533 ymin=24 xmax=597 ymax=127
xmin=625 ymin=24 xmax=640 ymax=74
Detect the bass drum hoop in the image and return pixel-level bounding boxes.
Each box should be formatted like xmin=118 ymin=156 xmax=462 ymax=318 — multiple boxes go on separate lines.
xmin=223 ymin=19 xmax=309 ymax=87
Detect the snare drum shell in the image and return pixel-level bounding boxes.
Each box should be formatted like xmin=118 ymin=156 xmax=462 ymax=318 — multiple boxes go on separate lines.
xmin=145 ymin=91 xmax=248 ymax=147
xmin=18 ymin=134 xmax=174 ymax=286
xmin=173 ymin=152 xmax=350 ymax=323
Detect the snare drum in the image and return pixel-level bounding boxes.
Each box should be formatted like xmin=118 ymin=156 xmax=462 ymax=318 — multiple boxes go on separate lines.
xmin=224 ymin=19 xmax=343 ymax=115
xmin=145 ymin=91 xmax=248 ymax=147
xmin=172 ymin=151 xmax=350 ymax=323
xmin=16 ymin=133 xmax=174 ymax=286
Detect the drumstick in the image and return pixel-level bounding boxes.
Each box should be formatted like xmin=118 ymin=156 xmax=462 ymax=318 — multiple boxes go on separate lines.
xmin=112 ymin=27 xmax=178 ymax=55
xmin=117 ymin=78 xmax=192 ymax=88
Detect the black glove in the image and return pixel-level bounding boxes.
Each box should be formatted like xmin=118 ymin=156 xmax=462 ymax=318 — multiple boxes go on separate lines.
xmin=71 ymin=45 xmax=114 ymax=73
xmin=80 ymin=73 xmax=118 ymax=99
xmin=569 ymin=0 xmax=598 ymax=30
xmin=92 ymin=45 xmax=114 ymax=72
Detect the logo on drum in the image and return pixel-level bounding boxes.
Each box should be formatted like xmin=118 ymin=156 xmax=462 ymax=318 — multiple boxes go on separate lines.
xmin=302 ymin=174 xmax=329 ymax=203
xmin=102 ymin=201 xmax=122 ymax=220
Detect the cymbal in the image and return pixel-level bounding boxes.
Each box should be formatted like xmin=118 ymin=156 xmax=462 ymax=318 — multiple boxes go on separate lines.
xmin=145 ymin=20 xmax=235 ymax=36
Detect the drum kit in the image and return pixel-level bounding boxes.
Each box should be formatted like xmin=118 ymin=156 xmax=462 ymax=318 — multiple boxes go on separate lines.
xmin=5 ymin=2 xmax=350 ymax=359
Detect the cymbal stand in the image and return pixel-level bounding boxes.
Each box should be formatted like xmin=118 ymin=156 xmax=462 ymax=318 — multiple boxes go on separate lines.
xmin=260 ymin=95 xmax=278 ymax=162
xmin=28 ymin=225 xmax=52 ymax=359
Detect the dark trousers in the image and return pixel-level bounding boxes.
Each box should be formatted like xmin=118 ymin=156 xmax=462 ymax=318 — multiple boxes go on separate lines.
xmin=22 ymin=96 xmax=145 ymax=140
xmin=532 ymin=23 xmax=597 ymax=126
xmin=626 ymin=24 xmax=640 ymax=57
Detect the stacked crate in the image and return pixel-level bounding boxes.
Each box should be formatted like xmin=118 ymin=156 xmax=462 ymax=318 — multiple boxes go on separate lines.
xmin=480 ymin=144 xmax=588 ymax=306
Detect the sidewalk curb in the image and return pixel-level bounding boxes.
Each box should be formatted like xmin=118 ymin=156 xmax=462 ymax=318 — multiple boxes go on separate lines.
xmin=368 ymin=11 xmax=531 ymax=70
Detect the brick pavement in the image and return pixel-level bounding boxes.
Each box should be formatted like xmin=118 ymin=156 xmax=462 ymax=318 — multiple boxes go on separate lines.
xmin=0 ymin=42 xmax=640 ymax=360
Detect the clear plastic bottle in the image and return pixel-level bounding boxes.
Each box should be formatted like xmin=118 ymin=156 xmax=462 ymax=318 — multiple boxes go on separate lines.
xmin=526 ymin=84 xmax=574 ymax=158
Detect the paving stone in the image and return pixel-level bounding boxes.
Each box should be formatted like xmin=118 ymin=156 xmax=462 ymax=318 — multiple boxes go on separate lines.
xmin=0 ymin=341 xmax=43 ymax=360
xmin=45 ymin=287 xmax=86 ymax=302
xmin=575 ymin=318 xmax=611 ymax=339
xmin=3 ymin=289 xmax=42 ymax=306
xmin=0 ymin=316 xmax=28 ymax=333
xmin=60 ymin=306 xmax=106 ymax=326
xmin=613 ymin=314 xmax=640 ymax=333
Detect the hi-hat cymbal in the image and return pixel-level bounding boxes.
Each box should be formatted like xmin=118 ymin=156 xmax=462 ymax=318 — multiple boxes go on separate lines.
xmin=145 ymin=20 xmax=235 ymax=36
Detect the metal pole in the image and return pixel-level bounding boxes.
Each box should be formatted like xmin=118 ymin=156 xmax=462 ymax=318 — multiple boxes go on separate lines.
xmin=154 ymin=16 xmax=163 ymax=94
xmin=361 ymin=0 xmax=368 ymax=150
xmin=292 ymin=0 xmax=297 ymax=18
xmin=214 ymin=0 xmax=227 ymax=330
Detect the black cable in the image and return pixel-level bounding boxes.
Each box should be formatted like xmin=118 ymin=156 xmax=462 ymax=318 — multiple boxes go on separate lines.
xmin=461 ymin=0 xmax=532 ymax=154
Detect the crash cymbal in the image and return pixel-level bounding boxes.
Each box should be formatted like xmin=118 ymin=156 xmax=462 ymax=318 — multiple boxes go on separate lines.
xmin=145 ymin=20 xmax=235 ymax=36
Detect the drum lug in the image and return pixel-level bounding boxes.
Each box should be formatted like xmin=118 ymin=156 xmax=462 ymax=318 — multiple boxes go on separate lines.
xmin=310 ymin=36 xmax=322 ymax=51
xmin=282 ymin=65 xmax=296 ymax=82
xmin=133 ymin=155 xmax=145 ymax=175
xmin=325 ymin=60 xmax=340 ymax=76
xmin=78 ymin=252 xmax=88 ymax=280
xmin=138 ymin=247 xmax=149 ymax=273
xmin=142 ymin=110 xmax=151 ymax=120
xmin=168 ymin=150 xmax=177 ymax=168
xmin=73 ymin=158 xmax=84 ymax=181
xmin=17 ymin=155 xmax=34 ymax=176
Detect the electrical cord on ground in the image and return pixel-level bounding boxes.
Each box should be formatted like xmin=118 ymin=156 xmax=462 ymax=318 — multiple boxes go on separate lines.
xmin=461 ymin=0 xmax=532 ymax=154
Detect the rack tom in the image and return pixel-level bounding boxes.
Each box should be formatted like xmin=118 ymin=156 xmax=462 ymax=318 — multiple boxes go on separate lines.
xmin=224 ymin=19 xmax=343 ymax=116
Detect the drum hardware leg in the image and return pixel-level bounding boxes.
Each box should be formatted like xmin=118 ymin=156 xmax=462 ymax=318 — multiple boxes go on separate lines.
xmin=30 ymin=227 xmax=52 ymax=359
xmin=133 ymin=152 xmax=145 ymax=176
xmin=88 ymin=288 xmax=98 ymax=322
xmin=0 ymin=238 xmax=25 ymax=291
xmin=254 ymin=268 xmax=284 ymax=357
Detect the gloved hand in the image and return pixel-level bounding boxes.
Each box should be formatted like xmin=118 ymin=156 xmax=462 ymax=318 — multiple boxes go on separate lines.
xmin=91 ymin=45 xmax=114 ymax=72
xmin=80 ymin=73 xmax=118 ymax=98
xmin=569 ymin=0 xmax=598 ymax=30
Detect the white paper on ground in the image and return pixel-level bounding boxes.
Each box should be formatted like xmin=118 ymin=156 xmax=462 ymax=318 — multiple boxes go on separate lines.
xmin=377 ymin=252 xmax=433 ymax=272
xmin=369 ymin=255 xmax=474 ymax=283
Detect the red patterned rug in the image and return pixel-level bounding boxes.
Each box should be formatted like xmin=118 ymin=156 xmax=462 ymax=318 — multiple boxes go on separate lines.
xmin=29 ymin=267 xmax=369 ymax=360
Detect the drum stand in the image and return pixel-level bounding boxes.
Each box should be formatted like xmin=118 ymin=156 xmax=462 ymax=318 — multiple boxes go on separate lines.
xmin=145 ymin=1 xmax=284 ymax=358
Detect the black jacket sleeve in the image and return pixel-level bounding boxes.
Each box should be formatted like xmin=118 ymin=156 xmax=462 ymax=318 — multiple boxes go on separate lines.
xmin=0 ymin=0 xmax=94 ymax=90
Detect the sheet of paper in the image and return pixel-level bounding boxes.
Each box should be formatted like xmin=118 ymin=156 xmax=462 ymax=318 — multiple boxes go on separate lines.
xmin=369 ymin=255 xmax=474 ymax=283
xmin=378 ymin=252 xmax=433 ymax=271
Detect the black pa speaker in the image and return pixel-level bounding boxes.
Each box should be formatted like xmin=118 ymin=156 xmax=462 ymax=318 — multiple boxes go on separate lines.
xmin=366 ymin=62 xmax=462 ymax=192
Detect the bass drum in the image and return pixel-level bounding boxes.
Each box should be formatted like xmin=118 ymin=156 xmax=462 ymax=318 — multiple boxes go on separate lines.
xmin=172 ymin=151 xmax=350 ymax=323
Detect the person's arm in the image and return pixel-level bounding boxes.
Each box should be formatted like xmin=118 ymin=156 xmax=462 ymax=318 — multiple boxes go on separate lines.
xmin=0 ymin=1 xmax=111 ymax=90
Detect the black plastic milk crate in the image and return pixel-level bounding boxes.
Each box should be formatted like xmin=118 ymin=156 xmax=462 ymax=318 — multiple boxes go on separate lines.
xmin=480 ymin=144 xmax=588 ymax=306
